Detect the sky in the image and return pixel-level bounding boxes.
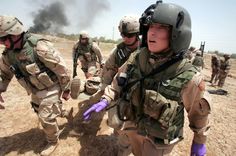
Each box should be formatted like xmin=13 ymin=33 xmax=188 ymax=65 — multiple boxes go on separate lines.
xmin=1 ymin=0 xmax=236 ymax=54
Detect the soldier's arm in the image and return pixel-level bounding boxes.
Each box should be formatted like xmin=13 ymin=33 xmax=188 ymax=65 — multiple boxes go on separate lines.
xmin=101 ymin=48 xmax=119 ymax=89
xmin=181 ymin=73 xmax=211 ymax=144
xmin=0 ymin=55 xmax=14 ymax=92
xmin=225 ymin=60 xmax=231 ymax=73
xmin=92 ymin=42 xmax=103 ymax=64
xmin=102 ymin=62 xmax=128 ymax=103
xmin=102 ymin=53 xmax=136 ymax=103
xmin=72 ymin=41 xmax=79 ymax=62
xmin=35 ymin=40 xmax=71 ymax=91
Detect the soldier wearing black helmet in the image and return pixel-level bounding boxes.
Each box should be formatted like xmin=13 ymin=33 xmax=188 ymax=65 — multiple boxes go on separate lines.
xmin=83 ymin=1 xmax=211 ymax=156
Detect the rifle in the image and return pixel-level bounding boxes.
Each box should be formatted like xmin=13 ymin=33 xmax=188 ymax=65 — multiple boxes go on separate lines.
xmin=9 ymin=64 xmax=24 ymax=79
xmin=199 ymin=41 xmax=205 ymax=57
xmin=72 ymin=50 xmax=79 ymax=78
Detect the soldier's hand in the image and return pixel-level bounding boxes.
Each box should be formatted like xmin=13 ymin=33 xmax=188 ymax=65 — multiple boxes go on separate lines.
xmin=77 ymin=60 xmax=81 ymax=67
xmin=0 ymin=93 xmax=5 ymax=109
xmin=83 ymin=99 xmax=108 ymax=120
xmin=62 ymin=90 xmax=71 ymax=101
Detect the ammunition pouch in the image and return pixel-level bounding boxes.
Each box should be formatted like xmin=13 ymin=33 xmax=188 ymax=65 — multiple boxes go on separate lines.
xmin=137 ymin=90 xmax=183 ymax=143
xmin=137 ymin=115 xmax=183 ymax=144
xmin=143 ymin=90 xmax=179 ymax=128
xmin=25 ymin=63 xmax=56 ymax=90
xmin=117 ymin=98 xmax=135 ymax=121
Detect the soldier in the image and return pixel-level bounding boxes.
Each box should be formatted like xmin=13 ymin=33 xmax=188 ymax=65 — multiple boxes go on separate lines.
xmin=217 ymin=54 xmax=231 ymax=87
xmin=192 ymin=50 xmax=204 ymax=71
xmin=209 ymin=54 xmax=220 ymax=84
xmin=185 ymin=46 xmax=196 ymax=62
xmin=72 ymin=30 xmax=103 ymax=78
xmin=83 ymin=1 xmax=211 ymax=156
xmin=0 ymin=15 xmax=73 ymax=156
xmin=101 ymin=15 xmax=140 ymax=130
xmin=70 ymin=15 xmax=140 ymax=102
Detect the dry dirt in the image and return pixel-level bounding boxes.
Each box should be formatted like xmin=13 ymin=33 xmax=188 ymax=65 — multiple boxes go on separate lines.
xmin=0 ymin=35 xmax=236 ymax=156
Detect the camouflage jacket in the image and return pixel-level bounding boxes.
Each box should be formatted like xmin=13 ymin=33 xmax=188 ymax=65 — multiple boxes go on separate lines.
xmin=0 ymin=34 xmax=71 ymax=97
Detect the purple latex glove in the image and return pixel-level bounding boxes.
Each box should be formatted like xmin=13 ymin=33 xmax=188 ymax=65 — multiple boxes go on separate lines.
xmin=83 ymin=99 xmax=108 ymax=120
xmin=191 ymin=142 xmax=206 ymax=156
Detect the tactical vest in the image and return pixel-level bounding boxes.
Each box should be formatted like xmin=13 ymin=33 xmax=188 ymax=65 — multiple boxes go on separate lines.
xmin=5 ymin=35 xmax=57 ymax=94
xmin=220 ymin=60 xmax=230 ymax=70
xmin=123 ymin=48 xmax=198 ymax=144
xmin=115 ymin=42 xmax=134 ymax=67
xmin=76 ymin=40 xmax=96 ymax=62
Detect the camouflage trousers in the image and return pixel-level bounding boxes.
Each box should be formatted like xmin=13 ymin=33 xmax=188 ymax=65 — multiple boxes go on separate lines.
xmin=31 ymin=92 xmax=67 ymax=143
xmin=218 ymin=70 xmax=228 ymax=87
xmin=117 ymin=122 xmax=175 ymax=156
xmin=210 ymin=68 xmax=219 ymax=83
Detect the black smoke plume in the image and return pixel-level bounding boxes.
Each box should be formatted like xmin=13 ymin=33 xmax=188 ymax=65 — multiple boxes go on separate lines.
xmin=29 ymin=1 xmax=69 ymax=34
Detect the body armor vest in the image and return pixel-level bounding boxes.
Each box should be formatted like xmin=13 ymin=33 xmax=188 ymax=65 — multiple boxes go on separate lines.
xmin=220 ymin=60 xmax=230 ymax=71
xmin=123 ymin=48 xmax=198 ymax=143
xmin=115 ymin=42 xmax=134 ymax=67
xmin=76 ymin=40 xmax=96 ymax=62
xmin=5 ymin=34 xmax=57 ymax=93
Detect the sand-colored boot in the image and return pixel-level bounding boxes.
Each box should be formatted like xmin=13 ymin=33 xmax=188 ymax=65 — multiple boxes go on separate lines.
xmin=70 ymin=76 xmax=82 ymax=99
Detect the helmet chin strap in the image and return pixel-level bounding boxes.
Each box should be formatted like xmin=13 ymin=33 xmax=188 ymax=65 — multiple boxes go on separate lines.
xmin=8 ymin=34 xmax=24 ymax=50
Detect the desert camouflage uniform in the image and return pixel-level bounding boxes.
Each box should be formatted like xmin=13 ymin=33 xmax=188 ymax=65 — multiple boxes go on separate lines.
xmin=102 ymin=43 xmax=139 ymax=129
xmin=218 ymin=56 xmax=231 ymax=87
xmin=192 ymin=52 xmax=204 ymax=71
xmin=102 ymin=47 xmax=211 ymax=156
xmin=210 ymin=54 xmax=220 ymax=83
xmin=72 ymin=40 xmax=103 ymax=77
xmin=0 ymin=34 xmax=71 ymax=143
xmin=185 ymin=46 xmax=196 ymax=62
xmin=102 ymin=42 xmax=139 ymax=90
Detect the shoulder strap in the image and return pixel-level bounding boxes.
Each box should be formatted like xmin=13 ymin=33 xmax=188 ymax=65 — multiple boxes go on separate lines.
xmin=124 ymin=51 xmax=186 ymax=90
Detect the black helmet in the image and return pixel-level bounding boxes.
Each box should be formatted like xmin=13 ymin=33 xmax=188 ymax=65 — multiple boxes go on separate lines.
xmin=140 ymin=1 xmax=192 ymax=54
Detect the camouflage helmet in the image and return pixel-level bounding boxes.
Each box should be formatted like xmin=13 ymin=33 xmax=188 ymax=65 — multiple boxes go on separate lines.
xmin=0 ymin=15 xmax=25 ymax=37
xmin=223 ymin=54 xmax=230 ymax=59
xmin=85 ymin=76 xmax=101 ymax=95
xmin=195 ymin=50 xmax=202 ymax=56
xmin=189 ymin=46 xmax=196 ymax=51
xmin=211 ymin=54 xmax=217 ymax=58
xmin=118 ymin=15 xmax=140 ymax=34
xmin=79 ymin=30 xmax=89 ymax=39
xmin=139 ymin=1 xmax=192 ymax=53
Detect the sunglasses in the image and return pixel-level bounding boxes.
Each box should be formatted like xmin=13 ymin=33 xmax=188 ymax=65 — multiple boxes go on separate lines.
xmin=121 ymin=33 xmax=137 ymax=38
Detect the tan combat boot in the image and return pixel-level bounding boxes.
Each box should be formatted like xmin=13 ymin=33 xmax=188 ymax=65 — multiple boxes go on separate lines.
xmin=70 ymin=76 xmax=81 ymax=99
xmin=40 ymin=142 xmax=58 ymax=156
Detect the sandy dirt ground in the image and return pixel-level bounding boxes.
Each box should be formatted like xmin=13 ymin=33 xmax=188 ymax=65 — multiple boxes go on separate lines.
xmin=0 ymin=35 xmax=235 ymax=156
